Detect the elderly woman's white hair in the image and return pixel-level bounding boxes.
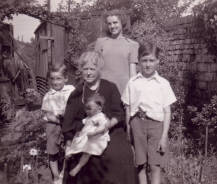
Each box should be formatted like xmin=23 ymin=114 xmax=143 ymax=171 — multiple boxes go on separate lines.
xmin=78 ymin=50 xmax=104 ymax=71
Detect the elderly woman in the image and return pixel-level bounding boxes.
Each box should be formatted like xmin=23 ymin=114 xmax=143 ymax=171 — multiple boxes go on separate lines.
xmin=62 ymin=51 xmax=137 ymax=184
xmin=95 ymin=9 xmax=139 ymax=94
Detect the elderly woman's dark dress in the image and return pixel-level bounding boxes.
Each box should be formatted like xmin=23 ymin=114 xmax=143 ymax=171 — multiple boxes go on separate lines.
xmin=62 ymin=79 xmax=137 ymax=184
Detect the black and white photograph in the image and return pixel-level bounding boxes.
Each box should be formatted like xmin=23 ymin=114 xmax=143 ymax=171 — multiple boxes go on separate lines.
xmin=0 ymin=0 xmax=217 ymax=184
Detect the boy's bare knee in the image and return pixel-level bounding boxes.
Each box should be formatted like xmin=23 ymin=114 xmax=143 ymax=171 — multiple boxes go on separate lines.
xmin=150 ymin=165 xmax=161 ymax=184
xmin=150 ymin=165 xmax=161 ymax=173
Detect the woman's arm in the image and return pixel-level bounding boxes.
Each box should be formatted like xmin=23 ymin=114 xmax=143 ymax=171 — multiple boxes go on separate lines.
xmin=124 ymin=105 xmax=132 ymax=143
xmin=129 ymin=63 xmax=137 ymax=77
xmin=107 ymin=82 xmax=125 ymax=127
xmin=129 ymin=40 xmax=139 ymax=77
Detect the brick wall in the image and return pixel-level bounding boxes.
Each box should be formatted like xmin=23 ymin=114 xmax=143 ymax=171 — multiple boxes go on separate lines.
xmin=165 ymin=16 xmax=217 ymax=104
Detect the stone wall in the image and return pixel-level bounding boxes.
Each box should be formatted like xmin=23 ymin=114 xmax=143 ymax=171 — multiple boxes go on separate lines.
xmin=165 ymin=16 xmax=217 ymax=104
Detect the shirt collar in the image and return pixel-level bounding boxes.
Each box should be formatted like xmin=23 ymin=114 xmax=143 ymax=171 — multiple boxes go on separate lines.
xmin=133 ymin=72 xmax=161 ymax=83
xmin=108 ymin=34 xmax=124 ymax=40
xmin=49 ymin=85 xmax=68 ymax=95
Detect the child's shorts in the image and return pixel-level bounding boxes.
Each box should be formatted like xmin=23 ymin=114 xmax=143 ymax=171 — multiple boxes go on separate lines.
xmin=130 ymin=115 xmax=167 ymax=168
xmin=46 ymin=122 xmax=63 ymax=155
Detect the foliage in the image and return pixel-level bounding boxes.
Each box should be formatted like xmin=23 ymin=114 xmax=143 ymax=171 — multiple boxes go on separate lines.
xmin=1 ymin=0 xmax=192 ymax=76
xmin=193 ymin=0 xmax=217 ymax=56
xmin=0 ymin=0 xmax=76 ymax=28
xmin=0 ymin=108 xmax=53 ymax=184
xmin=130 ymin=0 xmax=191 ymax=25
xmin=165 ymin=143 xmax=217 ymax=184
xmin=0 ymin=0 xmax=39 ymax=20
xmin=0 ymin=87 xmax=54 ymax=184
xmin=164 ymin=91 xmax=217 ymax=184
xmin=61 ymin=0 xmax=192 ymax=75
xmin=24 ymin=88 xmax=42 ymax=107
xmin=92 ymin=0 xmax=131 ymax=10
xmin=188 ymin=95 xmax=217 ymax=152
xmin=0 ymin=91 xmax=15 ymax=123
xmin=1 ymin=1 xmax=217 ymax=183
xmin=15 ymin=40 xmax=37 ymax=72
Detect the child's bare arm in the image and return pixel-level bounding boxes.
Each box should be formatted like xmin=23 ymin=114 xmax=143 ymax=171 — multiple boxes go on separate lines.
xmin=125 ymin=105 xmax=132 ymax=143
xmin=87 ymin=119 xmax=110 ymax=137
xmin=87 ymin=126 xmax=105 ymax=137
xmin=158 ymin=105 xmax=171 ymax=153
xmin=125 ymin=105 xmax=130 ymax=127
xmin=43 ymin=111 xmax=60 ymax=123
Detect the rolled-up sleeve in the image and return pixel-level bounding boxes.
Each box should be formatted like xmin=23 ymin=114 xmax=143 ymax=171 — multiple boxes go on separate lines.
xmin=162 ymin=82 xmax=177 ymax=108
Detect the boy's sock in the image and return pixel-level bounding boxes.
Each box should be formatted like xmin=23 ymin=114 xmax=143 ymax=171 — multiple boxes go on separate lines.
xmin=50 ymin=160 xmax=60 ymax=180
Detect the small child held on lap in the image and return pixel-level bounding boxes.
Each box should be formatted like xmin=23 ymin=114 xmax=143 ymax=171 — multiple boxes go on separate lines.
xmin=65 ymin=93 xmax=110 ymax=177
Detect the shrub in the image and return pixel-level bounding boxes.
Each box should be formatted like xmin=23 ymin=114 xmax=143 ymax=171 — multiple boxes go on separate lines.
xmin=194 ymin=0 xmax=217 ymax=56
xmin=0 ymin=108 xmax=52 ymax=184
xmin=188 ymin=95 xmax=217 ymax=153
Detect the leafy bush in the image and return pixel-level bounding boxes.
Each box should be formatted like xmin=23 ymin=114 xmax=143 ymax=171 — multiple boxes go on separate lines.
xmin=0 ymin=96 xmax=15 ymax=123
xmin=165 ymin=148 xmax=217 ymax=184
xmin=194 ymin=0 xmax=217 ymax=56
xmin=188 ymin=95 xmax=217 ymax=153
xmin=0 ymin=107 xmax=52 ymax=184
xmin=0 ymin=89 xmax=15 ymax=123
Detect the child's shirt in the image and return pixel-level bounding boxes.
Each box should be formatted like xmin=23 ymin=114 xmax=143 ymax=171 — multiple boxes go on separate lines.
xmin=81 ymin=112 xmax=110 ymax=140
xmin=41 ymin=85 xmax=75 ymax=120
xmin=65 ymin=112 xmax=110 ymax=156
xmin=121 ymin=72 xmax=176 ymax=122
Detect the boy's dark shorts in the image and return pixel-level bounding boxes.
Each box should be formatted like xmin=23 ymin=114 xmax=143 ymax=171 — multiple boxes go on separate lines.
xmin=46 ymin=122 xmax=63 ymax=155
xmin=130 ymin=115 xmax=167 ymax=168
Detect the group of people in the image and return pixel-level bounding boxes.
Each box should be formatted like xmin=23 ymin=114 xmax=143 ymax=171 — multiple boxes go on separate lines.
xmin=41 ymin=10 xmax=177 ymax=184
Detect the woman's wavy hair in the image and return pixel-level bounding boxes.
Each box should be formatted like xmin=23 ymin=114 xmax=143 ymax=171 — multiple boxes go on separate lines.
xmin=102 ymin=9 xmax=129 ymax=36
xmin=78 ymin=50 xmax=104 ymax=71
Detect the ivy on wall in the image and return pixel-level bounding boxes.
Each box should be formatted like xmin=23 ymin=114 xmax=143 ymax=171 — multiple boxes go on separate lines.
xmin=194 ymin=0 xmax=217 ymax=56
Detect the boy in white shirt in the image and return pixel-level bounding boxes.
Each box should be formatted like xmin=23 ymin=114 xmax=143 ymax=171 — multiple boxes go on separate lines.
xmin=121 ymin=43 xmax=176 ymax=184
xmin=41 ymin=64 xmax=74 ymax=184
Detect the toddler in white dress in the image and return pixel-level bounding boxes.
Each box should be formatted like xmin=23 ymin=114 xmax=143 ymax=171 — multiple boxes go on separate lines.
xmin=65 ymin=94 xmax=110 ymax=177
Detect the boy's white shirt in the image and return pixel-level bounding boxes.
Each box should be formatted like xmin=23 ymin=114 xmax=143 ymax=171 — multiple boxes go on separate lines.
xmin=41 ymin=85 xmax=75 ymax=121
xmin=121 ymin=72 xmax=176 ymax=122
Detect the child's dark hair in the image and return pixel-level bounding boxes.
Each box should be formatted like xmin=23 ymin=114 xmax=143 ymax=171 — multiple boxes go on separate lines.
xmin=86 ymin=94 xmax=105 ymax=108
xmin=138 ymin=42 xmax=161 ymax=60
xmin=47 ymin=63 xmax=68 ymax=78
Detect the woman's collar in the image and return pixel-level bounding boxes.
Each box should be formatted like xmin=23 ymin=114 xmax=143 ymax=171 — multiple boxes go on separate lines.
xmin=85 ymin=79 xmax=101 ymax=91
xmin=109 ymin=33 xmax=124 ymax=40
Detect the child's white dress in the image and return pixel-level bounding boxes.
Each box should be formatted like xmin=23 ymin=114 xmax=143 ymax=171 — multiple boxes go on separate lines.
xmin=65 ymin=112 xmax=110 ymax=156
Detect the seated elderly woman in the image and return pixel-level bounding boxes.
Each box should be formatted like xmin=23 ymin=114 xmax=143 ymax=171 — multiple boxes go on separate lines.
xmin=62 ymin=50 xmax=137 ymax=184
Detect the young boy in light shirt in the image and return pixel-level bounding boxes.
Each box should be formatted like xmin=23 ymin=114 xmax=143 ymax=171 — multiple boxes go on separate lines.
xmin=121 ymin=42 xmax=176 ymax=184
xmin=41 ymin=64 xmax=75 ymax=184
